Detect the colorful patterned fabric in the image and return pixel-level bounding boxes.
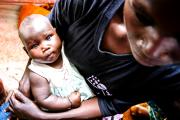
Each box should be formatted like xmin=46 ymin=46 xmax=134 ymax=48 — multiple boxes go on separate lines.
xmin=148 ymin=101 xmax=167 ymax=120
xmin=102 ymin=114 xmax=123 ymax=120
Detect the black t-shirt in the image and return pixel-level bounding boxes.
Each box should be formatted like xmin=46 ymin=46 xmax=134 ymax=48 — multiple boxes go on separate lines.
xmin=48 ymin=0 xmax=180 ymax=116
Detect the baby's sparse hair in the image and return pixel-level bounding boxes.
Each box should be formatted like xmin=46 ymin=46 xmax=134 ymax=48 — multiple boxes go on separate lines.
xmin=19 ymin=14 xmax=51 ymax=44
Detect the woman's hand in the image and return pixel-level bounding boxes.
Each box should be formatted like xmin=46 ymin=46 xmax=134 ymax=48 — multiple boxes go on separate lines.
xmin=9 ymin=90 xmax=101 ymax=120
xmin=9 ymin=90 xmax=43 ymax=120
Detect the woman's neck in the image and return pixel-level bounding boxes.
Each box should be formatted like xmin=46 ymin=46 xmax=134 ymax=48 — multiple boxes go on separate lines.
xmin=102 ymin=10 xmax=131 ymax=54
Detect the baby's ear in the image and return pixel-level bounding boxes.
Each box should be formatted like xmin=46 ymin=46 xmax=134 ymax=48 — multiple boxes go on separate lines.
xmin=53 ymin=28 xmax=56 ymax=31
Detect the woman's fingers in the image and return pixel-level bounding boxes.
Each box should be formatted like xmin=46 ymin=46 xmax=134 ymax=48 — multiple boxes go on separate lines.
xmin=9 ymin=91 xmax=18 ymax=109
xmin=9 ymin=90 xmax=29 ymax=119
xmin=9 ymin=90 xmax=42 ymax=119
xmin=9 ymin=90 xmax=25 ymax=110
xmin=6 ymin=90 xmax=14 ymax=102
xmin=13 ymin=90 xmax=31 ymax=103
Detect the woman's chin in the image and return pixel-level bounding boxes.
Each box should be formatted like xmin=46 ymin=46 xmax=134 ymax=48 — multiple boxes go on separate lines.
xmin=133 ymin=55 xmax=158 ymax=66
xmin=136 ymin=58 xmax=173 ymax=67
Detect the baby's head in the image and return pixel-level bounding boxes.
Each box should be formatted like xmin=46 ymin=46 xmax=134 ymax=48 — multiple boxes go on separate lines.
xmin=123 ymin=0 xmax=180 ymax=66
xmin=19 ymin=14 xmax=62 ymax=64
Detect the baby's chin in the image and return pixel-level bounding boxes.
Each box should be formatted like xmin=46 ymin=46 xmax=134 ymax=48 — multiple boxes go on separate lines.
xmin=45 ymin=53 xmax=61 ymax=63
xmin=34 ymin=59 xmax=55 ymax=64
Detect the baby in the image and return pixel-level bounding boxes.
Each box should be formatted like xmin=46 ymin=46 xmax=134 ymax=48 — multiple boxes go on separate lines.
xmin=18 ymin=14 xmax=94 ymax=111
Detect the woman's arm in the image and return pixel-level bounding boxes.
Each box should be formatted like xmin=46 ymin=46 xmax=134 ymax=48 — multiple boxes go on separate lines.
xmin=10 ymin=90 xmax=101 ymax=120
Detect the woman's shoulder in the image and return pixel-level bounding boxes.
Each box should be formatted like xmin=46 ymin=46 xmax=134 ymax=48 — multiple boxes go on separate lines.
xmin=52 ymin=0 xmax=111 ymax=18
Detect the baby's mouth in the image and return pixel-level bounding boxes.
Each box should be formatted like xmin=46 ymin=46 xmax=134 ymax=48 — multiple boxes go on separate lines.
xmin=44 ymin=49 xmax=53 ymax=55
xmin=47 ymin=52 xmax=55 ymax=58
xmin=44 ymin=49 xmax=54 ymax=58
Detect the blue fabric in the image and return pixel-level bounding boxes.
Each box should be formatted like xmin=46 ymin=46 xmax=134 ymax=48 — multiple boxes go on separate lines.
xmin=0 ymin=102 xmax=11 ymax=120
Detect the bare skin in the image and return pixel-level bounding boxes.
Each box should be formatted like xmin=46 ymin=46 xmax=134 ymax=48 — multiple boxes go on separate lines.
xmin=124 ymin=0 xmax=180 ymax=66
xmin=9 ymin=0 xmax=180 ymax=119
xmin=19 ymin=14 xmax=81 ymax=111
xmin=10 ymin=90 xmax=100 ymax=120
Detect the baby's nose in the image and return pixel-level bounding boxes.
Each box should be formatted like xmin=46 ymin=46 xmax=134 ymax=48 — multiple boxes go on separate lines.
xmin=41 ymin=45 xmax=50 ymax=53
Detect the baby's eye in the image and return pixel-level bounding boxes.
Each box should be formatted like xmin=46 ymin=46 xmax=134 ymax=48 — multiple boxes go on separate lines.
xmin=135 ymin=12 xmax=154 ymax=26
xmin=31 ymin=44 xmax=38 ymax=49
xmin=46 ymin=35 xmax=52 ymax=41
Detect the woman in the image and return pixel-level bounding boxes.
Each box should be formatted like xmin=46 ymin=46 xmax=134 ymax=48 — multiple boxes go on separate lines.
xmin=10 ymin=0 xmax=180 ymax=119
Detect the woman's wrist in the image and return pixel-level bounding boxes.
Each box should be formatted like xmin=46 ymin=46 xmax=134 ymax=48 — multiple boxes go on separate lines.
xmin=30 ymin=105 xmax=50 ymax=120
xmin=38 ymin=109 xmax=63 ymax=120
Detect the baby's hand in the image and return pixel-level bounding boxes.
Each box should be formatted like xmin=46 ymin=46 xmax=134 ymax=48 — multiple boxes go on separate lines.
xmin=68 ymin=91 xmax=81 ymax=108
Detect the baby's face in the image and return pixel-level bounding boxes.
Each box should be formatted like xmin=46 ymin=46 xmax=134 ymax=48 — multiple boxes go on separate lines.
xmin=124 ymin=0 xmax=180 ymax=66
xmin=24 ymin=20 xmax=62 ymax=64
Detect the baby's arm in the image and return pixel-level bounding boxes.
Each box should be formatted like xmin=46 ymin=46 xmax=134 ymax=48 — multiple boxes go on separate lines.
xmin=29 ymin=71 xmax=81 ymax=111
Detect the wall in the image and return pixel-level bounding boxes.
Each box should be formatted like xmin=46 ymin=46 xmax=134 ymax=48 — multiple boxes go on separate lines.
xmin=0 ymin=0 xmax=56 ymax=4
xmin=0 ymin=4 xmax=29 ymax=91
